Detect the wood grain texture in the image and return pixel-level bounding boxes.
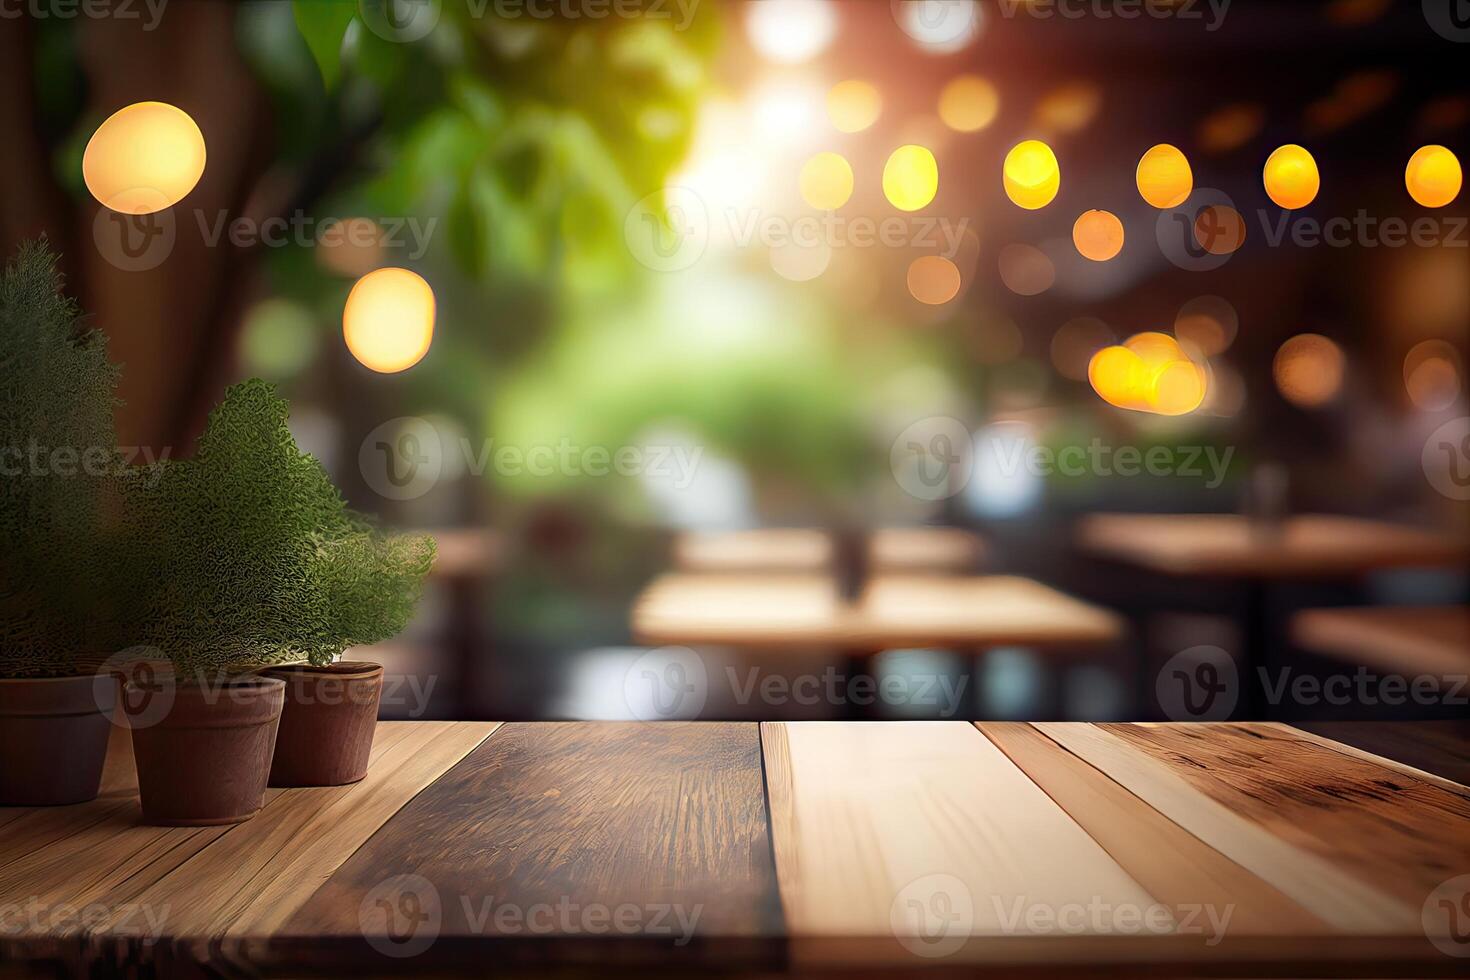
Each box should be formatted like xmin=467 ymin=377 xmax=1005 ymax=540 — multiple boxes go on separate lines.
xmin=1035 ymin=723 xmax=1413 ymax=932
xmin=1078 ymin=513 xmax=1467 ymax=578
xmin=762 ymin=721 xmax=1157 ymax=937
xmin=286 ymin=723 xmax=782 ymax=942
xmin=1099 ymin=722 xmax=1470 ymax=910
xmin=1289 ymin=720 xmax=1470 ymax=790
xmin=1291 ymin=605 xmax=1470 ymax=676
xmin=633 ymin=573 xmax=1120 ymax=649
xmin=977 ymin=723 xmax=1329 ymax=936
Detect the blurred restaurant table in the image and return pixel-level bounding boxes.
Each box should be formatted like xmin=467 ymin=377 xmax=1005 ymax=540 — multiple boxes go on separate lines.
xmin=671 ymin=527 xmax=984 ymax=574
xmin=631 ymin=573 xmax=1123 ymax=716
xmin=1291 ymin=605 xmax=1469 ymax=678
xmin=1077 ymin=514 xmax=1469 ymax=716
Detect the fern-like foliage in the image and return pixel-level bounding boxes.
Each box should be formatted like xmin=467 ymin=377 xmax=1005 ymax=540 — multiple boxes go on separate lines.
xmin=0 ymin=241 xmax=124 ymax=677
xmin=118 ymin=379 xmax=435 ymax=673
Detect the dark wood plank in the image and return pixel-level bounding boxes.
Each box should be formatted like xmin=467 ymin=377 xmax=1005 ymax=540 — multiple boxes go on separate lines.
xmin=1292 ymin=721 xmax=1470 ymax=789
xmin=274 ymin=722 xmax=782 ymax=971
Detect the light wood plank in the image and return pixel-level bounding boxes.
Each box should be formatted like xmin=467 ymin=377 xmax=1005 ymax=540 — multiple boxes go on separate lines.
xmin=1290 ymin=605 xmax=1470 ymax=677
xmin=1035 ymin=723 xmax=1414 ymax=932
xmin=672 ymin=527 xmax=984 ymax=574
xmin=977 ymin=723 xmax=1330 ymax=936
xmin=1285 ymin=721 xmax=1470 ymax=792
xmin=762 ymin=721 xmax=1158 ymax=937
xmin=1101 ymin=722 xmax=1470 ymax=910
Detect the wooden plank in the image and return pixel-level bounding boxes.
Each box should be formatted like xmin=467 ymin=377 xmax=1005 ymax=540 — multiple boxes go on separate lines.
xmin=1036 ymin=723 xmax=1415 ymax=931
xmin=672 ymin=528 xmax=984 ymax=574
xmin=977 ymin=723 xmax=1330 ymax=936
xmin=283 ymin=722 xmax=781 ymax=954
xmin=1291 ymin=606 xmax=1470 ymax=676
xmin=1287 ymin=720 xmax=1470 ymax=790
xmin=89 ymin=722 xmax=498 ymax=943
xmin=1100 ymin=722 xmax=1470 ymax=910
xmin=762 ymin=721 xmax=1157 ymax=938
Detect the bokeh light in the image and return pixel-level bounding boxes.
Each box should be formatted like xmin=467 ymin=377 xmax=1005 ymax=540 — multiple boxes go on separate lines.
xmin=1089 ymin=332 xmax=1208 ymax=415
xmin=241 ymin=299 xmax=319 ymax=380
xmin=896 ymin=0 xmax=983 ymax=53
xmin=1273 ymin=333 xmax=1344 ymax=407
xmin=1174 ymin=295 xmax=1239 ymax=356
xmin=1405 ymin=145 xmax=1463 ymax=208
xmin=1050 ymin=317 xmax=1114 ymax=381
xmin=1193 ymin=204 xmax=1247 ymax=255
xmin=317 ymin=217 xmax=386 ymax=277
xmin=882 ymin=144 xmax=939 ymax=212
xmin=1149 ymin=360 xmax=1208 ymax=416
xmin=1072 ymin=210 xmax=1125 ymax=261
xmin=1263 ymin=144 xmax=1321 ymax=209
xmin=1034 ymin=83 xmax=1102 ymax=135
xmin=343 ymin=267 xmax=436 ymax=374
xmin=83 ymin=101 xmax=206 ymax=214
xmin=1197 ymin=103 xmax=1265 ymax=154
xmin=906 ymin=256 xmax=962 ymax=305
xmin=1403 ymin=339 xmax=1462 ymax=411
xmin=770 ymin=238 xmax=832 ymax=282
xmin=745 ymin=0 xmax=835 ymax=64
xmin=799 ymin=152 xmax=854 ymax=210
xmin=938 ymin=75 xmax=999 ymax=133
xmin=827 ymin=80 xmax=882 ymax=133
xmin=1003 ymin=140 xmax=1060 ymax=210
xmin=998 ymin=243 xmax=1055 ymax=295
xmin=1135 ymin=144 xmax=1193 ymax=209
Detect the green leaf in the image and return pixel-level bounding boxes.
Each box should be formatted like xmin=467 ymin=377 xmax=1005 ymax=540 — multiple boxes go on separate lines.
xmin=292 ymin=0 xmax=358 ymax=89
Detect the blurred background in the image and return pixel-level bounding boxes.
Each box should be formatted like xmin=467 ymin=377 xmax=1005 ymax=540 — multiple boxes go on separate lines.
xmin=4 ymin=0 xmax=1467 ymax=723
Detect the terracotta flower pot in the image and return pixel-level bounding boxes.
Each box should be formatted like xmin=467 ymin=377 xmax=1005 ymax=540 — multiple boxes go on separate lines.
xmin=0 ymin=674 xmax=115 ymax=806
xmin=263 ymin=662 xmax=383 ymax=787
xmin=125 ymin=674 xmax=284 ymax=826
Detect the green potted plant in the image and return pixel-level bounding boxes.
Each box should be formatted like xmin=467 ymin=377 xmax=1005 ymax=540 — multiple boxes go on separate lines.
xmin=116 ymin=379 xmax=434 ymax=823
xmin=0 ymin=242 xmax=123 ymax=806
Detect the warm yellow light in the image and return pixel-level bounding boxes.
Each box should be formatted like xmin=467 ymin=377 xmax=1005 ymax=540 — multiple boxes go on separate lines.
xmin=1193 ymin=205 xmax=1247 ymax=255
xmin=1003 ymin=140 xmax=1060 ymax=210
xmin=906 ymin=256 xmax=962 ymax=305
xmin=1072 ymin=209 xmax=1125 ymax=261
xmin=343 ymin=268 xmax=435 ymax=374
xmin=799 ymin=152 xmax=854 ymax=210
xmin=1089 ymin=332 xmax=1209 ymax=415
xmin=1263 ymin=144 xmax=1320 ymax=209
xmin=1149 ymin=360 xmax=1208 ymax=416
xmin=83 ymin=102 xmax=206 ymax=214
xmin=1403 ymin=339 xmax=1462 ymax=411
xmin=1034 ymin=83 xmax=1101 ymax=134
xmin=1089 ymin=345 xmax=1147 ymax=411
xmin=745 ymin=0 xmax=835 ymax=64
xmin=827 ymin=80 xmax=882 ymax=133
xmin=1273 ymin=333 xmax=1344 ymax=407
xmin=882 ymin=145 xmax=939 ymax=212
xmin=1175 ymin=295 xmax=1238 ymax=356
xmin=1135 ymin=144 xmax=1193 ymax=209
xmin=1405 ymin=145 xmax=1462 ymax=208
xmin=938 ymin=75 xmax=999 ymax=133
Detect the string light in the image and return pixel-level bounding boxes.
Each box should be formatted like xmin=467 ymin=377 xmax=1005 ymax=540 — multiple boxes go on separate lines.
xmin=827 ymin=80 xmax=882 ymax=133
xmin=343 ymin=268 xmax=436 ymax=374
xmin=882 ymin=145 xmax=939 ymax=212
xmin=799 ymin=152 xmax=854 ymax=210
xmin=1003 ymin=140 xmax=1060 ymax=210
xmin=938 ymin=75 xmax=999 ymax=133
xmin=83 ymin=102 xmax=206 ymax=214
xmin=1135 ymin=144 xmax=1193 ymax=208
xmin=1405 ymin=145 xmax=1462 ymax=208
xmin=1072 ymin=210 xmax=1125 ymax=261
xmin=1263 ymin=144 xmax=1320 ymax=209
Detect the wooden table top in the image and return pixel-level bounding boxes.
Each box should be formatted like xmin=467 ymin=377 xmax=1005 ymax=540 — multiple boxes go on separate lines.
xmin=3 ymin=721 xmax=1466 ymax=977
xmin=630 ymin=573 xmax=1123 ymax=650
xmin=1077 ymin=513 xmax=1468 ymax=578
xmin=672 ymin=527 xmax=985 ymax=574
xmin=1292 ymin=605 xmax=1470 ymax=677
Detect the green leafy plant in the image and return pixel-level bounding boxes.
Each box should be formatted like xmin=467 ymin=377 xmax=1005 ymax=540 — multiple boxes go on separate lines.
xmin=118 ymin=379 xmax=436 ymax=675
xmin=0 ymin=241 xmax=123 ymax=677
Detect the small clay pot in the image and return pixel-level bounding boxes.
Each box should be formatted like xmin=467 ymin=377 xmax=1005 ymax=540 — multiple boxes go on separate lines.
xmin=126 ymin=675 xmax=284 ymax=826
xmin=0 ymin=674 xmax=116 ymax=806
xmin=263 ymin=662 xmax=383 ymax=787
